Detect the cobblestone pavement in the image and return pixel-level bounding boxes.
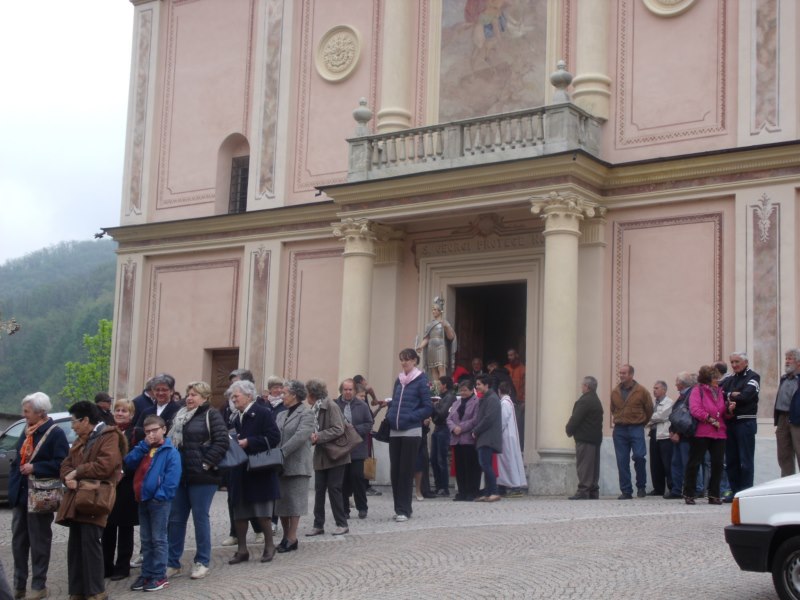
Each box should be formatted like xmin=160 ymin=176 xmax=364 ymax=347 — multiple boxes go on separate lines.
xmin=0 ymin=489 xmax=776 ymax=599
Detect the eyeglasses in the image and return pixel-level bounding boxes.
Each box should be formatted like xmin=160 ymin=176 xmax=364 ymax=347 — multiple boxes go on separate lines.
xmin=144 ymin=427 xmax=164 ymax=435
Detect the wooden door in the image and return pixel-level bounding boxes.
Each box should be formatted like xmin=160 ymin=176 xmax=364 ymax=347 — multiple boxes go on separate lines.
xmin=210 ymin=349 xmax=239 ymax=410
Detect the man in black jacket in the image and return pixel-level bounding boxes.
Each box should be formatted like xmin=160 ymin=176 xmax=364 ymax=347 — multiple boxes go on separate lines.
xmin=566 ymin=376 xmax=604 ymax=500
xmin=721 ymin=352 xmax=760 ymax=496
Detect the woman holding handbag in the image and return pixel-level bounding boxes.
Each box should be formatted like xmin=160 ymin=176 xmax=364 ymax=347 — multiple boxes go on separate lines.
xmin=274 ymin=380 xmax=314 ymax=553
xmin=57 ymin=401 xmax=127 ymax=600
xmin=228 ymin=379 xmax=281 ymax=564
xmin=9 ymin=392 xmax=70 ymax=600
xmin=305 ymin=378 xmax=350 ymax=537
xmin=166 ymin=381 xmax=229 ymax=580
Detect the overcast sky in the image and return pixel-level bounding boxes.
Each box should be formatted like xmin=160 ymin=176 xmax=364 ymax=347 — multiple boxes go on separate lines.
xmin=0 ymin=1 xmax=133 ymax=265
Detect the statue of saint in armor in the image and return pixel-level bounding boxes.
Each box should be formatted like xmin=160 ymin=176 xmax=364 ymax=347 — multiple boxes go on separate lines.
xmin=417 ymin=296 xmax=457 ymax=381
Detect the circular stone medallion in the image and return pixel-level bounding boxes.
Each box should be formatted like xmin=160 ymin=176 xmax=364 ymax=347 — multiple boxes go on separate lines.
xmin=315 ymin=25 xmax=361 ymax=82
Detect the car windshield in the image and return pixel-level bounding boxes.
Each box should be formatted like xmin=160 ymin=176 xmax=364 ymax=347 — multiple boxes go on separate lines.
xmin=0 ymin=422 xmax=25 ymax=452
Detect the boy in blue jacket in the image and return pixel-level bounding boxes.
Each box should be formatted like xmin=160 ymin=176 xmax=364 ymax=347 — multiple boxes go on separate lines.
xmin=124 ymin=415 xmax=181 ymax=592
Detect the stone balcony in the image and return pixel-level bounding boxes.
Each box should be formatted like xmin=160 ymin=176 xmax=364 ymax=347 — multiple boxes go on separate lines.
xmin=346 ymin=102 xmax=604 ymax=183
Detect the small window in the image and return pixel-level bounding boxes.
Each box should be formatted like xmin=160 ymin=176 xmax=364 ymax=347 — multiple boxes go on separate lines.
xmin=0 ymin=422 xmax=25 ymax=452
xmin=228 ymin=156 xmax=249 ymax=214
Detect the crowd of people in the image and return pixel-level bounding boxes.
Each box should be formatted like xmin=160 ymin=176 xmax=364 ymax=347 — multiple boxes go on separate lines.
xmin=13 ymin=345 xmax=796 ymax=598
xmin=565 ymin=350 xmax=782 ymax=506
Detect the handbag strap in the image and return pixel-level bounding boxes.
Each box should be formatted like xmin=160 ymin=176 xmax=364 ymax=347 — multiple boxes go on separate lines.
xmin=28 ymin=423 xmax=56 ymax=464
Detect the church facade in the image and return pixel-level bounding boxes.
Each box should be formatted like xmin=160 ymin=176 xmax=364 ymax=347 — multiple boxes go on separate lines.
xmin=107 ymin=0 xmax=800 ymax=493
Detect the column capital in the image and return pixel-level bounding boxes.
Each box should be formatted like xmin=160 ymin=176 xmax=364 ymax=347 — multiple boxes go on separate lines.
xmin=530 ymin=192 xmax=605 ymax=236
xmin=332 ymin=218 xmax=378 ymax=257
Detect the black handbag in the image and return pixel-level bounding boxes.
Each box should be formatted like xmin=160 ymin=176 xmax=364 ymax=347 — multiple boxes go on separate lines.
xmin=215 ymin=433 xmax=248 ymax=470
xmin=372 ymin=417 xmax=390 ymax=443
xmin=247 ymin=436 xmax=284 ymax=472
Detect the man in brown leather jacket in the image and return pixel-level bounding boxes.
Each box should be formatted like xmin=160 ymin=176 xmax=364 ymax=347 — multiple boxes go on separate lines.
xmin=610 ymin=364 xmax=653 ymax=500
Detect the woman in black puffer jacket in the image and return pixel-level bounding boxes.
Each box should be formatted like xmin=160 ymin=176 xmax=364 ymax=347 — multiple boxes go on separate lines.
xmin=166 ymin=381 xmax=228 ymax=580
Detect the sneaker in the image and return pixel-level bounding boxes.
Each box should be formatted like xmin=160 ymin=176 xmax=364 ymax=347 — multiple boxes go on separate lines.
xmin=26 ymin=589 xmax=48 ymax=600
xmin=165 ymin=566 xmax=181 ymax=578
xmin=221 ymin=536 xmax=238 ymax=546
xmin=435 ymin=489 xmax=449 ymax=497
xmin=190 ymin=563 xmax=209 ymax=580
xmin=254 ymin=532 xmax=265 ymax=543
xmin=130 ymin=554 xmax=144 ymax=568
xmin=130 ymin=576 xmax=147 ymax=591
xmin=618 ymin=493 xmax=633 ymax=500
xmin=365 ymin=487 xmax=382 ymax=496
xmin=394 ymin=514 xmax=408 ymax=522
xmin=143 ymin=578 xmax=169 ymax=592
xmin=636 ymin=488 xmax=647 ymax=498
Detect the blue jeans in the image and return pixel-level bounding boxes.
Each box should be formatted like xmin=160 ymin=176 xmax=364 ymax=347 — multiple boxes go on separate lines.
xmin=726 ymin=418 xmax=757 ymax=493
xmin=477 ymin=446 xmax=498 ymax=496
xmin=168 ymin=483 xmax=217 ymax=568
xmin=612 ymin=425 xmax=647 ymax=494
xmin=139 ymin=500 xmax=171 ymax=581
xmin=671 ymin=440 xmax=703 ymax=496
xmin=430 ymin=428 xmax=450 ymax=493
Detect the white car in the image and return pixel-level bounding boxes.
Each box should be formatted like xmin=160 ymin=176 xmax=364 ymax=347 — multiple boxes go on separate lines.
xmin=725 ymin=474 xmax=800 ymax=600
xmin=0 ymin=412 xmax=77 ymax=503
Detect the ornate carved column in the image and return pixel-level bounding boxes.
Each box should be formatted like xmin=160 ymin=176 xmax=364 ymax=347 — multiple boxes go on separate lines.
xmin=376 ymin=0 xmax=414 ymax=132
xmin=333 ymin=218 xmax=378 ymax=380
xmin=530 ymin=192 xmax=599 ymax=489
xmin=571 ymin=0 xmax=611 ymax=119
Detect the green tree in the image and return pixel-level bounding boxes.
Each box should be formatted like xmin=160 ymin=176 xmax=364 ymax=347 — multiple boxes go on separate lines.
xmin=0 ymin=310 xmax=21 ymax=336
xmin=61 ymin=319 xmax=113 ymax=406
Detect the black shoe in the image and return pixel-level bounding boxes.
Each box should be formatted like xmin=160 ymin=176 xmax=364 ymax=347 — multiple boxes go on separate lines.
xmin=436 ymin=489 xmax=450 ymax=497
xmin=648 ymin=489 xmax=662 ymax=496
xmin=111 ymin=571 xmax=130 ymax=581
xmin=130 ymin=576 xmax=147 ymax=591
xmin=637 ymin=488 xmax=647 ymax=498
xmin=305 ymin=528 xmax=325 ymax=536
xmin=684 ymin=496 xmax=696 ymax=505
xmin=277 ymin=538 xmax=288 ymax=551
xmin=423 ymin=493 xmax=437 ymax=499
xmin=358 ymin=510 xmax=367 ymax=519
xmin=453 ymin=494 xmax=465 ymax=502
xmin=276 ymin=540 xmax=298 ymax=553
xmin=568 ymin=494 xmax=589 ymax=500
xmin=618 ymin=493 xmax=633 ymax=500
xmin=663 ymin=491 xmax=680 ymax=499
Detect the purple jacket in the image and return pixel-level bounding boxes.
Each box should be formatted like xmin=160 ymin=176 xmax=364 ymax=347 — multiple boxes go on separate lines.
xmin=447 ymin=394 xmax=479 ymax=446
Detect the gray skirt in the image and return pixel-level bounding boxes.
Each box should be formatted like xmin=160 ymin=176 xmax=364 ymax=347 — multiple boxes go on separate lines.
xmin=233 ymin=496 xmax=274 ymax=520
xmin=275 ymin=475 xmax=310 ymax=517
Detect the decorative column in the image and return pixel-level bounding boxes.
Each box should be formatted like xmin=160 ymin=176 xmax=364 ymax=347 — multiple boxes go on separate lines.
xmin=376 ymin=0 xmax=414 ymax=132
xmin=333 ymin=218 xmax=378 ymax=380
xmin=571 ymin=0 xmax=611 ymax=119
xmin=530 ymin=192 xmax=599 ymax=492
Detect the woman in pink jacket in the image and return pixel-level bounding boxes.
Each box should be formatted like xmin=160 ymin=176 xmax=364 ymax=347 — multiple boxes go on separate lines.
xmin=682 ymin=365 xmax=732 ymax=505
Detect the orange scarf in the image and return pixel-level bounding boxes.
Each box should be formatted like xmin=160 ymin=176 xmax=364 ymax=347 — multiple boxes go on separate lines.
xmin=19 ymin=419 xmax=47 ymax=466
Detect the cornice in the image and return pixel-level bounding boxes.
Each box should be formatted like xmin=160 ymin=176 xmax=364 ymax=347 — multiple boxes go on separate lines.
xmin=104 ymin=201 xmax=339 ymax=247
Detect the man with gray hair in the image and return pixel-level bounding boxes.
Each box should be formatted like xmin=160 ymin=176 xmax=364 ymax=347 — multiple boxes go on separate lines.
xmin=721 ymin=352 xmax=760 ymax=497
xmin=774 ymin=348 xmax=800 ymax=476
xmin=565 ymin=376 xmax=603 ymax=500
xmin=666 ymin=372 xmax=700 ymax=499
xmin=647 ymin=380 xmax=673 ymax=496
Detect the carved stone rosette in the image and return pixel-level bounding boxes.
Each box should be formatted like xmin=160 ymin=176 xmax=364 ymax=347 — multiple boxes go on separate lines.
xmin=315 ymin=25 xmax=361 ymax=82
xmin=530 ymin=192 xmax=604 ymax=236
xmin=641 ymin=0 xmax=697 ymax=18
xmin=332 ymin=218 xmax=377 ymax=257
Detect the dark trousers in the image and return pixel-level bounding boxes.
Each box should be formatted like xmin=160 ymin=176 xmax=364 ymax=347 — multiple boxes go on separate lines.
xmin=649 ymin=432 xmax=674 ymax=494
xmin=477 ymin=446 xmax=498 ymax=496
xmin=453 ymin=444 xmax=481 ymax=499
xmin=102 ymin=523 xmax=134 ymax=577
xmin=684 ymin=437 xmax=725 ymax=499
xmin=389 ymin=436 xmax=420 ymax=518
xmin=67 ymin=522 xmax=105 ymax=597
xmin=430 ymin=427 xmax=450 ymax=492
xmin=575 ymin=441 xmax=601 ymax=497
xmin=11 ymin=506 xmax=54 ymax=592
xmin=343 ymin=459 xmax=368 ymax=513
xmin=313 ymin=465 xmax=347 ymax=528
xmin=726 ymin=418 xmax=757 ymax=493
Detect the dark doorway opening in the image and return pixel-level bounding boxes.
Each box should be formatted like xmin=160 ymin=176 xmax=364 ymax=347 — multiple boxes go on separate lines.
xmin=454 ymin=282 xmax=526 ymax=372
xmin=210 ymin=348 xmax=239 ymax=409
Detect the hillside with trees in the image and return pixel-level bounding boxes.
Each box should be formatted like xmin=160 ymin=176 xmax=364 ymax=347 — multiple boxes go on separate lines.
xmin=0 ymin=240 xmax=117 ymax=413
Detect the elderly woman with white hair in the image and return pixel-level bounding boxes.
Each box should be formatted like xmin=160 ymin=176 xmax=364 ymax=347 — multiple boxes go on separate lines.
xmin=227 ymin=379 xmax=281 ymax=565
xmin=9 ymin=392 xmax=70 ymax=600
